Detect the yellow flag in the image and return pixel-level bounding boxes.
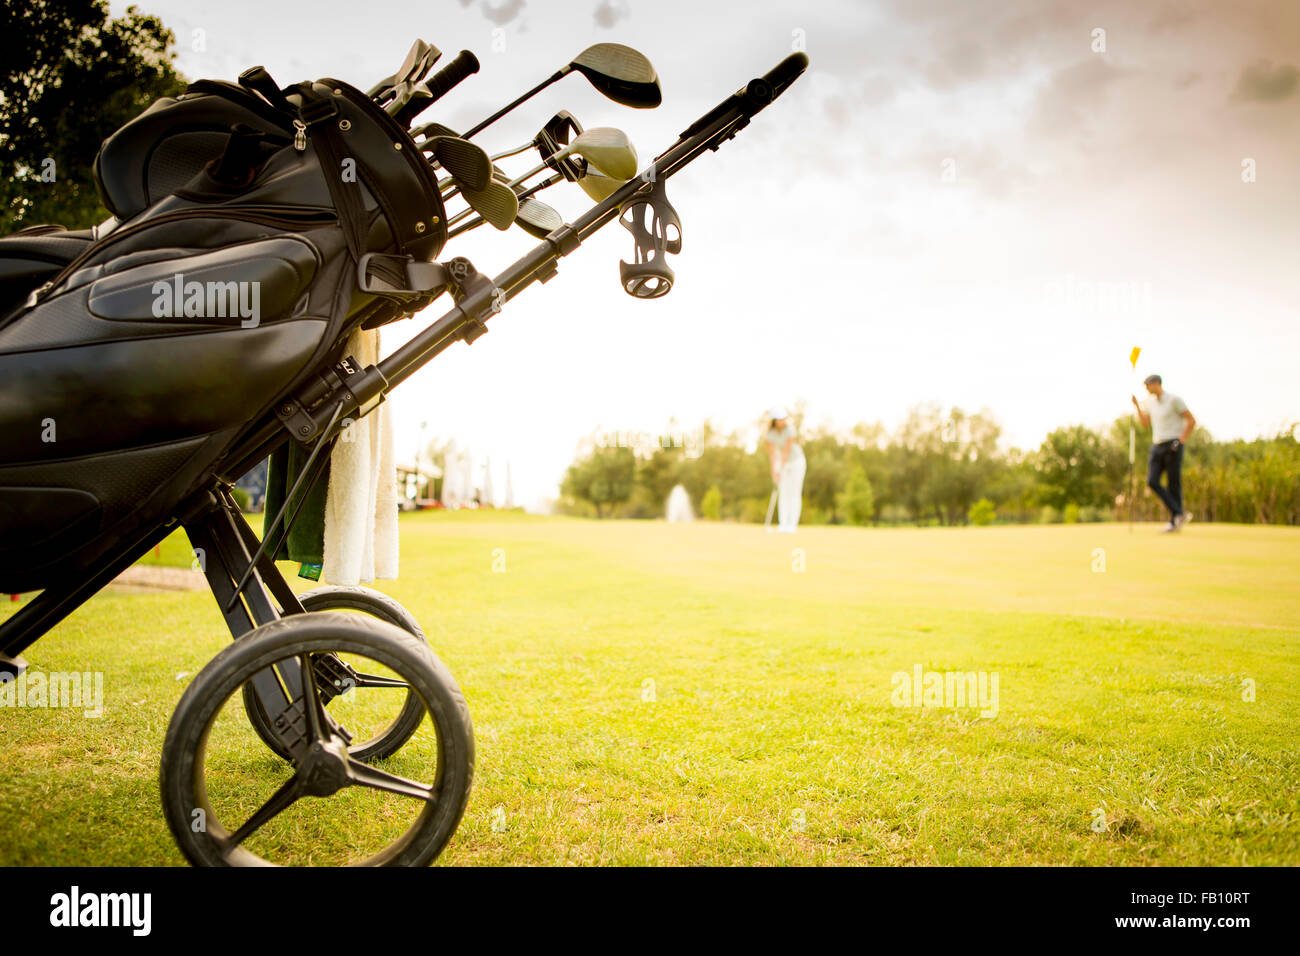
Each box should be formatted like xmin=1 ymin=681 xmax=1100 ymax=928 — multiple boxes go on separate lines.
xmin=1129 ymin=346 xmax=1141 ymax=368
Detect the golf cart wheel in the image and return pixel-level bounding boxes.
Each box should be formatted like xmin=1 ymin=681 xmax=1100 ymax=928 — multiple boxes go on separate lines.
xmin=242 ymin=586 xmax=428 ymax=763
xmin=161 ymin=611 xmax=473 ymax=867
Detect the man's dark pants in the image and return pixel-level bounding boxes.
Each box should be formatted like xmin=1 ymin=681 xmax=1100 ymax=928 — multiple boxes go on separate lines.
xmin=1147 ymin=440 xmax=1184 ymax=520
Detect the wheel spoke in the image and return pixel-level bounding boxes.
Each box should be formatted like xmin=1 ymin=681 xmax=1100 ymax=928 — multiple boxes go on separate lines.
xmin=221 ymin=774 xmax=305 ymax=856
xmin=347 ymin=670 xmax=412 ymax=690
xmin=345 ymin=760 xmax=438 ymax=802
xmin=299 ymin=652 xmax=330 ymax=742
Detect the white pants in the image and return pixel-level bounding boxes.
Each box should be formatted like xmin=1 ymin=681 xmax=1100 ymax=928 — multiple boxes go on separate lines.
xmin=777 ymin=455 xmax=806 ymax=532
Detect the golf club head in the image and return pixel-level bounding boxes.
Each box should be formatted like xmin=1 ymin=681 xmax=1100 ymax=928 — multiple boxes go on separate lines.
xmin=537 ymin=110 xmax=585 ymax=182
xmin=514 ymin=198 xmax=565 ymax=239
xmin=369 ymin=39 xmax=442 ymax=101
xmin=428 ymin=136 xmax=491 ymax=191
xmin=399 ymin=40 xmax=442 ymax=89
xmin=566 ymin=127 xmax=638 ymax=180
xmin=462 ymin=179 xmax=520 ymax=230
xmin=576 ymin=163 xmax=630 ymax=202
xmin=412 ymin=120 xmax=461 ymax=141
xmin=569 ymin=43 xmax=662 ymax=109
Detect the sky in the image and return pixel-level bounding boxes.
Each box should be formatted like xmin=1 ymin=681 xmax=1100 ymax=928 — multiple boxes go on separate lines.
xmin=112 ymin=0 xmax=1300 ymax=510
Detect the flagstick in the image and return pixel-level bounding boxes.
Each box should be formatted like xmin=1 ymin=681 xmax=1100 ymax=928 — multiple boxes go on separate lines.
xmin=1128 ymin=422 xmax=1136 ymax=533
xmin=1128 ymin=345 xmax=1141 ymax=533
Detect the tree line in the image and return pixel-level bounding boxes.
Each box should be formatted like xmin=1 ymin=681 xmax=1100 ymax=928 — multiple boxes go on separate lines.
xmin=557 ymin=405 xmax=1300 ymax=526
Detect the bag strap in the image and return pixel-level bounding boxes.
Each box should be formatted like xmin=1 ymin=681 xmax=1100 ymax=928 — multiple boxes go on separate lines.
xmin=238 ymin=67 xmax=370 ymax=263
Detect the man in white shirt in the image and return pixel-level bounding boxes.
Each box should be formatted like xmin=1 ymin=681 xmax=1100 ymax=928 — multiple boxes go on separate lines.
xmin=763 ymin=406 xmax=805 ymax=533
xmin=1131 ymin=374 xmax=1196 ymax=532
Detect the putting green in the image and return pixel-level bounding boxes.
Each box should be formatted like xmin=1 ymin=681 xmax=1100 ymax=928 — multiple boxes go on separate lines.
xmin=2 ymin=515 xmax=1297 ymax=865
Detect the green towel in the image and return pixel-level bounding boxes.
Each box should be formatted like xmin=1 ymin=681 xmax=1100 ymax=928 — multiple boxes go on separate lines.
xmin=263 ymin=444 xmax=330 ymax=564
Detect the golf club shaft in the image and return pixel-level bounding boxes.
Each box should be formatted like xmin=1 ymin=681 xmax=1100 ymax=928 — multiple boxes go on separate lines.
xmin=463 ymin=67 xmax=569 ymax=139
xmin=447 ymin=173 xmax=567 ymax=238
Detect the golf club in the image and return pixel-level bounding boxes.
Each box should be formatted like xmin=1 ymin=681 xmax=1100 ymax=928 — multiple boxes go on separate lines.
xmin=764 ymin=488 xmax=779 ymax=530
xmin=489 ymin=111 xmax=587 ymax=181
xmin=574 ymin=164 xmax=630 ymax=201
xmin=447 ymin=179 xmax=519 ymax=230
xmin=508 ymin=157 xmax=630 ymax=204
xmin=388 ymin=50 xmax=481 ymax=126
xmin=367 ymin=38 xmax=441 ymax=103
xmin=462 ymin=42 xmax=661 ymax=139
xmin=513 ymin=198 xmax=565 ymax=238
xmin=505 ymin=127 xmax=639 ymax=187
xmin=424 ymin=135 xmax=492 ymax=192
xmin=448 ymin=195 xmax=566 ymax=241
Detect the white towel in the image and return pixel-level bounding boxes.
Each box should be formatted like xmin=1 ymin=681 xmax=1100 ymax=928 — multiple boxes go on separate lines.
xmin=321 ymin=327 xmax=399 ymax=585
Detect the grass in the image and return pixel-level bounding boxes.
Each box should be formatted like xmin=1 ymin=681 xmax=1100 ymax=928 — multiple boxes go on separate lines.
xmin=1 ymin=514 xmax=1297 ymax=866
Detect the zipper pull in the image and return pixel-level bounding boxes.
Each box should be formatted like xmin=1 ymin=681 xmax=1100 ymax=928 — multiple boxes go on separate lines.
xmin=293 ymin=119 xmax=307 ymax=152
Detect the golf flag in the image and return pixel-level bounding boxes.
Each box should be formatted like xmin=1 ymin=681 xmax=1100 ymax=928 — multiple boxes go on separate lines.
xmin=1130 ymin=346 xmax=1141 ymax=369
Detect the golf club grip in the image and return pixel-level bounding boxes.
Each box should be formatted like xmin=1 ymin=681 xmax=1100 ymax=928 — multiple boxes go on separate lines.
xmin=760 ymin=52 xmax=809 ymax=100
xmin=422 ymin=50 xmax=480 ymax=105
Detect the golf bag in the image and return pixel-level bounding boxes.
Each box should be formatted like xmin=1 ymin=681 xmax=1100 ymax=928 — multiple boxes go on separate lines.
xmin=0 ymin=70 xmax=448 ymax=593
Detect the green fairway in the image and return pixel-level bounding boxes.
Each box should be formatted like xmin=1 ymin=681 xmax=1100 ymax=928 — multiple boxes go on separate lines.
xmin=2 ymin=515 xmax=1297 ymax=865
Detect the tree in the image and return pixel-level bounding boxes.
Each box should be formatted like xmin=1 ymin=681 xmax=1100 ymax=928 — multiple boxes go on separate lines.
xmin=1 ymin=1 xmax=186 ymax=231
xmin=560 ymin=446 xmax=636 ymax=517
xmin=700 ymin=485 xmax=722 ymax=520
xmin=1034 ymin=425 xmax=1110 ymax=510
xmin=836 ymin=467 xmax=875 ymax=526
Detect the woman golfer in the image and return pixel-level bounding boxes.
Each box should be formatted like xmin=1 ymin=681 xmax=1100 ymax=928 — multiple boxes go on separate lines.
xmin=763 ymin=407 xmax=806 ymax=533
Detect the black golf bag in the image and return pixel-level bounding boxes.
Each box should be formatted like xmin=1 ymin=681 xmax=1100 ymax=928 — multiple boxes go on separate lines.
xmin=0 ymin=71 xmax=447 ymax=593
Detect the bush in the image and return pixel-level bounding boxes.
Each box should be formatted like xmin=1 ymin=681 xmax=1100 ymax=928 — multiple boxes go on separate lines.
xmin=700 ymin=485 xmax=722 ymax=520
xmin=1037 ymin=506 xmax=1060 ymax=524
xmin=1078 ymin=505 xmax=1108 ymax=523
xmin=968 ymin=498 xmax=996 ymax=526
xmin=1063 ymin=503 xmax=1081 ymax=524
xmin=231 ymin=486 xmax=251 ymax=512
xmin=836 ymin=467 xmax=876 ymax=526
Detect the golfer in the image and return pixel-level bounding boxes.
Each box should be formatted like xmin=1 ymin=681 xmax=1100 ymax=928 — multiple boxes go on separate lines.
xmin=1132 ymin=374 xmax=1196 ymax=533
xmin=763 ymin=407 xmax=805 ymax=533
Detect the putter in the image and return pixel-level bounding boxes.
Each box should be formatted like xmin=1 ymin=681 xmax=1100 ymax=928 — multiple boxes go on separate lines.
xmin=463 ymin=42 xmax=661 ymax=138
xmin=764 ymin=488 xmax=778 ymax=530
xmin=490 ymin=111 xmax=587 ymax=182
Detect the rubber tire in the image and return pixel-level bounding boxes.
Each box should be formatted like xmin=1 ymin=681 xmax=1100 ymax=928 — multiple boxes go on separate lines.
xmin=242 ymin=586 xmax=427 ymax=763
xmin=161 ymin=611 xmax=474 ymax=867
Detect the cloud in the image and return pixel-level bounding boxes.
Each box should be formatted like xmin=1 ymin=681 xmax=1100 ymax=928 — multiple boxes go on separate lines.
xmin=593 ymin=0 xmax=630 ymax=29
xmin=923 ymin=40 xmax=988 ymax=91
xmin=1231 ymin=60 xmax=1299 ymax=102
xmin=465 ymin=0 xmax=527 ymax=27
xmin=1148 ymin=1 xmax=1197 ymax=35
xmin=1025 ymin=57 xmax=1127 ymax=142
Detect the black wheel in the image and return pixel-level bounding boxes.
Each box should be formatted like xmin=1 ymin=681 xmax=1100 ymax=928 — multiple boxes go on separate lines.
xmin=242 ymin=586 xmax=428 ymax=762
xmin=161 ymin=611 xmax=473 ymax=867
